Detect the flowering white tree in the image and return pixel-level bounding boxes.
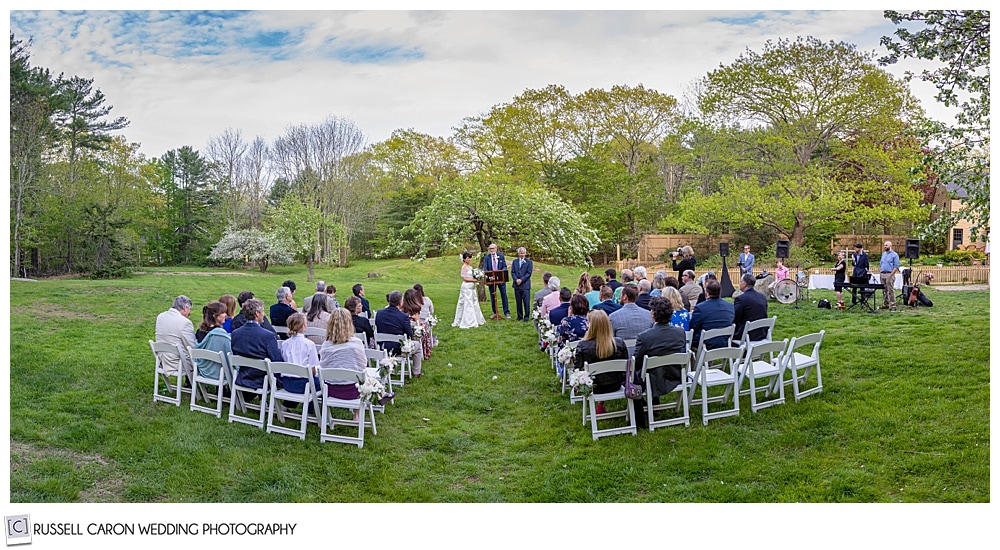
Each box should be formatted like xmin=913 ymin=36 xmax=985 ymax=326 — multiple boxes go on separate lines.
xmin=396 ymin=173 xmax=599 ymax=265
xmin=209 ymin=228 xmax=293 ymax=272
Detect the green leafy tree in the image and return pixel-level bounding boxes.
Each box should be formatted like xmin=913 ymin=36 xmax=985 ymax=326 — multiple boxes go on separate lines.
xmin=209 ymin=228 xmax=293 ymax=273
xmin=882 ymin=10 xmax=990 ymax=239
xmin=270 ymin=194 xmax=344 ymax=282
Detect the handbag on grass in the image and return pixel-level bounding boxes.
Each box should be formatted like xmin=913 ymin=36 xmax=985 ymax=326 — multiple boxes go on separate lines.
xmin=623 ymin=356 xmax=643 ymax=400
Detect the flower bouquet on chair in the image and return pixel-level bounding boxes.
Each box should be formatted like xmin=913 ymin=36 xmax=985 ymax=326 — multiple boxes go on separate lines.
xmin=568 ymin=369 xmax=594 ymax=397
xmin=356 ymin=373 xmax=386 ymax=404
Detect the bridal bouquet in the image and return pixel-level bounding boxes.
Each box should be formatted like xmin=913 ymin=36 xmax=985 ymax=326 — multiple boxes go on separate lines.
xmin=411 ymin=320 xmax=426 ymax=339
xmin=557 ymin=345 xmax=576 ymax=365
xmin=399 ymin=337 xmax=419 ymax=357
xmin=356 ymin=373 xmax=386 ymax=404
xmin=377 ymin=356 xmax=399 ymax=378
xmin=568 ymin=369 xmax=594 ymax=396
xmin=471 ymin=267 xmax=485 ymax=280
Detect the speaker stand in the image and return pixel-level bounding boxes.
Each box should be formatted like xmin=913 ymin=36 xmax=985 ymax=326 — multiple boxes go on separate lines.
xmin=719 ymin=257 xmax=735 ymax=298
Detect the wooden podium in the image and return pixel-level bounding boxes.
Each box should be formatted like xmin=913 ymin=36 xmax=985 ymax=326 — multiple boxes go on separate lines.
xmin=485 ymin=270 xmax=509 ymax=319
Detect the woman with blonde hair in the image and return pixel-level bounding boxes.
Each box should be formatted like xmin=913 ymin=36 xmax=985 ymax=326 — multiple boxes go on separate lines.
xmin=279 ymin=312 xmax=320 ymax=394
xmin=319 ymin=308 xmax=392 ymax=417
xmin=576 ymin=272 xmax=592 ymax=295
xmin=573 ymin=309 xmax=629 ymax=415
xmin=662 ymin=286 xmax=690 ymax=331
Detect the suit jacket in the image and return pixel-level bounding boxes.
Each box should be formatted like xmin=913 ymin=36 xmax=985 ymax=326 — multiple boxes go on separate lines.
xmin=635 ymin=292 xmax=651 ymax=310
xmin=374 ymin=306 xmax=413 ymax=355
xmin=679 ymin=281 xmax=701 ymax=306
xmin=606 ymin=279 xmax=623 ymax=291
xmin=360 ymin=296 xmax=372 ymax=316
xmin=483 ymin=253 xmax=508 ymax=282
xmin=548 ymin=302 xmax=570 ymax=327
xmin=352 ymin=314 xmax=374 ymax=346
xmin=510 ymin=257 xmax=533 ymax=290
xmin=534 ymin=287 xmax=552 ymax=309
xmin=592 ymin=299 xmax=622 ymax=316
xmin=269 ymin=302 xmax=297 ymax=327
xmin=232 ymin=321 xmax=285 ymax=388
xmin=608 ymin=303 xmax=653 ymax=340
xmin=738 ymin=252 xmax=755 ymax=275
xmin=852 ymin=251 xmax=870 ymax=278
xmin=231 ymin=313 xmax=276 ymax=334
xmin=733 ymin=287 xmax=768 ymax=342
xmin=154 ymin=308 xmax=196 ymax=375
xmin=634 ymin=323 xmax=687 ymax=396
xmin=690 ymin=297 xmax=735 ymax=350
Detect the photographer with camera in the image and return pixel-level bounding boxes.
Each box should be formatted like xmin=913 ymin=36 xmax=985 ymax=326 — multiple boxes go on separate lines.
xmin=670 ymin=245 xmax=696 ymax=280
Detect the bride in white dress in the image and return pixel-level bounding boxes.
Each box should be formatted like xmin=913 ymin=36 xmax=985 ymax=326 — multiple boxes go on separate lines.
xmin=453 ymin=252 xmax=486 ymax=329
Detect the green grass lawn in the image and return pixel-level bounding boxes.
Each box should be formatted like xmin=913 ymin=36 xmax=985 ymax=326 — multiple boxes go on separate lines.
xmin=7 ymin=256 xmax=990 ymax=502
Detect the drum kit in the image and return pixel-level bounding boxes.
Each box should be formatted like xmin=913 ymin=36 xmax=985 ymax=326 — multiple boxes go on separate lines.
xmin=774 ymin=270 xmax=810 ymax=305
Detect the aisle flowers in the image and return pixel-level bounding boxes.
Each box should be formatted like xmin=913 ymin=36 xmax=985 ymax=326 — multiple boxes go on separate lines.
xmin=411 ymin=320 xmax=426 ymax=339
xmin=557 ymin=344 xmax=576 ymax=365
xmin=400 ymin=337 xmax=420 ymax=358
xmin=377 ymin=356 xmax=399 ymax=379
xmin=568 ymin=369 xmax=594 ymax=396
xmin=356 ymin=373 xmax=386 ymax=404
xmin=426 ymin=314 xmax=439 ymax=327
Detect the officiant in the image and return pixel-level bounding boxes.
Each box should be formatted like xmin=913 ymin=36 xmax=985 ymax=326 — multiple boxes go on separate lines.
xmin=484 ymin=243 xmax=511 ymax=319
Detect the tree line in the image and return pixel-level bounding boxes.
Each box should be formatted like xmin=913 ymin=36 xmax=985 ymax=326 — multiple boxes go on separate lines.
xmin=10 ymin=12 xmax=988 ymax=277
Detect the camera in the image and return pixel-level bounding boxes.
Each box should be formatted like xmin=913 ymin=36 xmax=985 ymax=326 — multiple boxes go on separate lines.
xmin=669 ymin=247 xmax=682 ymax=258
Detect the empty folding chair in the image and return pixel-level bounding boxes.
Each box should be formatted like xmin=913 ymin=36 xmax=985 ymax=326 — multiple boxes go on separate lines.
xmin=694 ymin=325 xmax=735 ymax=364
xmin=187 ymin=347 xmax=233 ymax=418
xmin=583 ymin=359 xmax=637 ymax=440
xmin=265 ymin=360 xmax=322 ymax=440
xmin=688 ymin=346 xmax=744 ymax=425
xmin=317 ymin=367 xmax=376 ymax=448
xmin=732 ymin=339 xmax=788 ymax=412
xmin=781 ymin=330 xmax=825 ymax=402
xmin=227 ymin=353 xmax=270 ymax=429
xmin=150 ymin=340 xmax=192 ymax=406
xmin=375 ymin=333 xmax=412 ymax=386
xmin=640 ymin=352 xmax=692 ymax=430
xmin=738 ymin=315 xmax=777 ymax=349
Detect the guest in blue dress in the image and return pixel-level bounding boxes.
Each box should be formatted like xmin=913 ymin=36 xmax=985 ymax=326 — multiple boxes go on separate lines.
xmin=557 ymin=294 xmax=591 ymax=345
xmin=663 ymin=287 xmax=691 ymax=331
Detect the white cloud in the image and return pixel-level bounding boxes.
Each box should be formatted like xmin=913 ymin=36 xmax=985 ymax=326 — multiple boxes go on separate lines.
xmin=9 ymin=9 xmax=957 ymax=159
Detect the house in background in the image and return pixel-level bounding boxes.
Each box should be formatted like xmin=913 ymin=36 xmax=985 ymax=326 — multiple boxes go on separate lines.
xmin=944 ymin=183 xmax=988 ymax=252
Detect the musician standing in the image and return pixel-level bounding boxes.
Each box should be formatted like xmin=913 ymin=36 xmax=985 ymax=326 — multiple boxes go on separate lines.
xmin=738 ymin=245 xmax=755 ymax=277
xmin=879 ymin=241 xmax=900 ymax=312
xmin=832 ymin=251 xmax=847 ymax=309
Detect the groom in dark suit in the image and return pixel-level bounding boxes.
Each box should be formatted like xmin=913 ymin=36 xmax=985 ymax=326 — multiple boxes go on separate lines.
xmin=510 ymin=246 xmax=533 ymax=321
xmin=483 ymin=243 xmax=510 ymax=319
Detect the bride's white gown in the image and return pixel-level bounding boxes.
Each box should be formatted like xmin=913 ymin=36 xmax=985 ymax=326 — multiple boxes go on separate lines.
xmin=453 ymin=265 xmax=486 ymax=329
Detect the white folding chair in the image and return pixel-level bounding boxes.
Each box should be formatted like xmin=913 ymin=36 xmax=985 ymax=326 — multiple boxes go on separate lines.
xmin=150 ymin=340 xmax=194 ymax=406
xmin=187 ymin=347 xmax=233 ymax=418
xmin=227 ymin=353 xmax=270 ymax=429
xmin=560 ymin=340 xmax=581 ymax=395
xmin=738 ymin=316 xmax=777 ymax=349
xmin=694 ymin=325 xmax=735 ymax=364
xmin=364 ymin=347 xmax=393 ymax=412
xmin=273 ymin=326 xmax=289 ymax=338
xmin=318 ymin=367 xmax=376 ymax=448
xmin=684 ymin=330 xmax=693 ymax=353
xmin=265 ymin=360 xmax=321 ymax=440
xmin=781 ymin=330 xmax=824 ymax=402
xmin=688 ymin=346 xmax=744 ymax=425
xmin=355 ymin=332 xmax=371 ymax=348
xmin=375 ymin=333 xmax=411 ymax=386
xmin=732 ymin=339 xmax=788 ymax=412
xmin=583 ymin=359 xmax=637 ymax=440
xmin=622 ymin=338 xmax=637 ymax=357
xmin=304 ymin=327 xmax=326 ymax=353
xmin=641 ymin=352 xmax=692 ymax=430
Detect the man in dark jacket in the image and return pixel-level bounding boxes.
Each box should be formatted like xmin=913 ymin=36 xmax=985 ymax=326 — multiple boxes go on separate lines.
xmin=632 ymin=297 xmax=687 ymax=428
xmin=690 ymin=279 xmax=735 ymax=351
xmin=232 ymin=298 xmax=284 ymax=389
xmin=733 ymin=273 xmax=768 ymax=343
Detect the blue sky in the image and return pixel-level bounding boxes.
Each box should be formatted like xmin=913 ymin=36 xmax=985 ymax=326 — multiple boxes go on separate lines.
xmin=8 ymin=8 xmax=954 ymax=159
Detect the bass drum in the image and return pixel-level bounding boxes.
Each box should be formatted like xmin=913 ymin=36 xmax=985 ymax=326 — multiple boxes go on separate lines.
xmin=773 ymin=278 xmax=798 ymax=304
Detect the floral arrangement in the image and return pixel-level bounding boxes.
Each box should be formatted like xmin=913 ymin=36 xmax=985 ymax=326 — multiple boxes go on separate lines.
xmin=471 ymin=267 xmax=485 ymax=281
xmin=356 ymin=373 xmax=386 ymax=404
xmin=377 ymin=356 xmax=398 ymax=378
xmin=399 ymin=337 xmax=420 ymax=357
xmin=541 ymin=326 xmax=558 ymax=348
xmin=568 ymin=369 xmax=594 ymax=396
xmin=411 ymin=321 xmax=426 ymax=339
xmin=557 ymin=344 xmax=576 ymax=365
xmin=426 ymin=314 xmax=438 ymax=327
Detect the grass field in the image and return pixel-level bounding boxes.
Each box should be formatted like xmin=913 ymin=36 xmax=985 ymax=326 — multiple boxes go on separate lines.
xmin=7 ymin=256 xmax=990 ymax=503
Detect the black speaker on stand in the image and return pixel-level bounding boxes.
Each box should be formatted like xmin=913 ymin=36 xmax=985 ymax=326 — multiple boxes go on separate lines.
xmin=776 ymin=240 xmax=790 ymax=259
xmin=899 ymin=239 xmax=920 ymax=303
xmin=719 ymin=242 xmax=734 ymax=298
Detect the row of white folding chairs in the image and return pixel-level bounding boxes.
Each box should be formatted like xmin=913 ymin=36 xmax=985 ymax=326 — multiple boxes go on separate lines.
xmin=150 ymin=340 xmax=383 ymax=447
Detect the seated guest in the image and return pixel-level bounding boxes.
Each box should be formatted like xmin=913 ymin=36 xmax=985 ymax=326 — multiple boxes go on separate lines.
xmin=232 ymin=298 xmax=284 ymax=391
xmin=279 ymin=313 xmax=321 ymax=394
xmin=573 ymin=309 xmax=629 ymax=416
xmin=604 ymin=268 xmax=622 ymax=291
xmin=662 ymin=287 xmax=691 ymax=332
xmin=154 ymin=295 xmax=196 ymax=376
xmin=540 ymin=276 xmax=562 ymax=317
xmin=548 ymin=287 xmax=573 ymax=327
xmin=633 ymin=296 xmax=687 ymax=426
xmin=733 ymin=273 xmax=768 ymax=343
xmin=649 ymin=270 xmax=668 ymax=297
xmin=194 ymin=301 xmax=231 ymax=380
xmin=281 ymin=279 xmax=298 ymax=310
xmin=584 ymin=275 xmax=604 ymax=309
xmin=325 ymin=284 xmax=340 ymax=310
xmin=345 ymin=296 xmax=374 ymax=348
xmin=635 ymin=279 xmax=652 ymax=310
xmin=403 ymin=288 xmax=431 ymax=369
xmin=413 ymin=283 xmax=434 ymax=320
xmin=534 ymin=272 xmax=553 ymax=309
xmin=679 ymin=270 xmax=701 ymax=307
xmin=302 ymin=280 xmax=328 ymax=313
xmin=219 ymin=294 xmax=237 ymax=333
xmin=557 ymin=294 xmax=591 ymax=346
xmin=304 ymin=295 xmax=331 ymax=345
xmin=575 ymin=272 xmax=592 ymax=296
xmin=230 ymin=290 xmax=277 ymax=334
xmin=592 ymin=285 xmax=622 ymax=316
xmin=320 ymin=308 xmax=386 ymax=420
xmin=608 ymin=284 xmax=652 ymax=340
xmin=613 ymin=269 xmax=635 ymax=303
xmin=633 ymin=265 xmax=648 ymax=283
xmin=374 ymin=291 xmax=422 ymax=377
xmin=690 ymin=279 xmax=735 ymax=351
xmin=352 ymin=283 xmax=371 ymax=318
xmin=270 ymin=286 xmax=297 ymax=336
xmin=696 ymin=272 xmax=717 ymax=305
xmin=664 ymin=275 xmax=691 ymax=311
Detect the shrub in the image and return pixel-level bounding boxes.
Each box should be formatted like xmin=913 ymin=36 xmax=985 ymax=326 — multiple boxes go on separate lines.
xmin=942 ymin=249 xmax=985 ymax=265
